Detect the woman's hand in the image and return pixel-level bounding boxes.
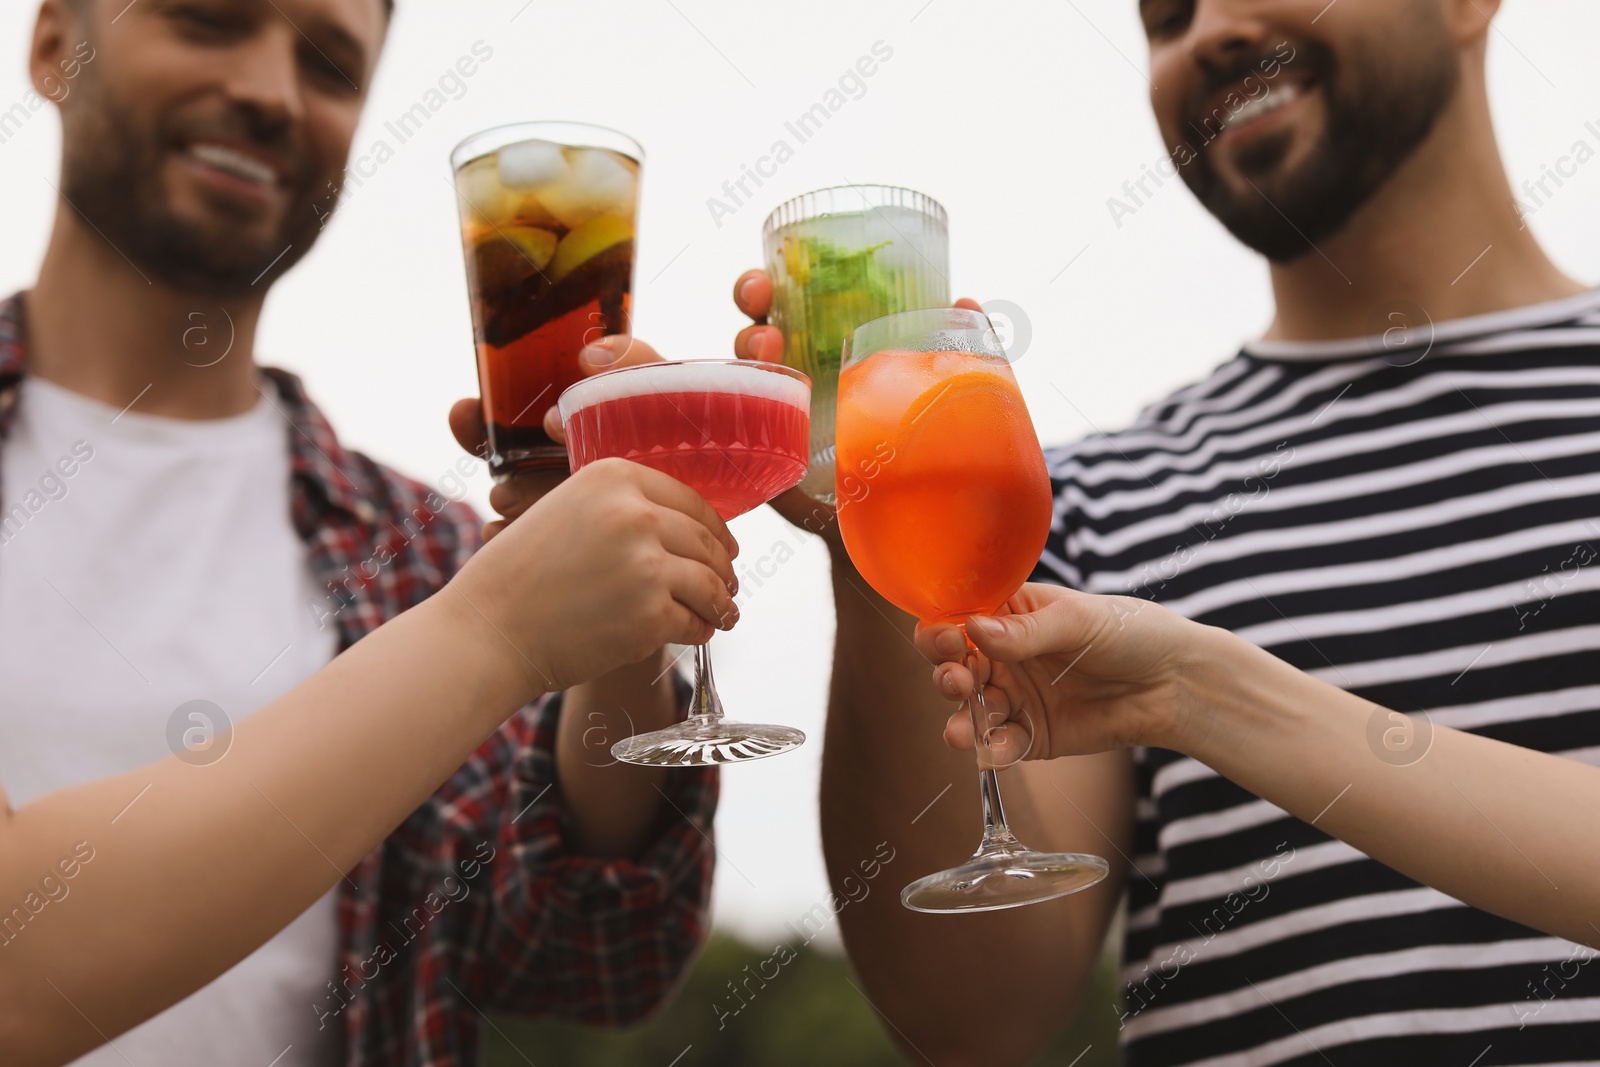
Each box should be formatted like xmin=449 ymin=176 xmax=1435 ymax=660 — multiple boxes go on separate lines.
xmin=914 ymin=583 xmax=1213 ymax=767
xmin=449 ymin=457 xmax=739 ymax=695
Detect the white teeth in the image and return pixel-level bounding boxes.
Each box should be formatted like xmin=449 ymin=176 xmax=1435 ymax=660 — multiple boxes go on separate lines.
xmin=1228 ymin=82 xmax=1301 ymax=129
xmin=188 ymin=143 xmax=277 ymax=186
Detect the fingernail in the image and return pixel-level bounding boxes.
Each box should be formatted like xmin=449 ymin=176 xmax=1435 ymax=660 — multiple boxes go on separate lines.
xmin=968 ymin=615 xmax=1004 ymax=639
xmin=738 ymin=277 xmax=755 ymax=306
xmin=939 ymin=672 xmax=959 ymax=696
xmin=580 ymin=341 xmax=619 ymax=368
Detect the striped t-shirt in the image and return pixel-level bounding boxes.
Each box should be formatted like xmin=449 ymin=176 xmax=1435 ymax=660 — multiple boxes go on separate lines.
xmin=1034 ymin=288 xmax=1600 ymax=1066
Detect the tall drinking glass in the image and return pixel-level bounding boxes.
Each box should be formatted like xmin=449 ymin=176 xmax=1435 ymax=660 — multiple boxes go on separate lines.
xmin=559 ymin=360 xmax=812 ymax=766
xmin=763 ymin=185 xmax=949 ymax=504
xmin=835 ymin=308 xmax=1110 ymax=912
xmin=452 ymin=122 xmax=642 ymax=479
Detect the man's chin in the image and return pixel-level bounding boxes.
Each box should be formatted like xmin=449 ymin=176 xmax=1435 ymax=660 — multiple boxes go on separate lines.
xmin=1197 ymin=180 xmax=1323 ymax=263
xmin=167 ymin=194 xmax=284 ymax=243
xmin=138 ymin=204 xmax=315 ymax=294
xmin=1196 ymin=128 xmax=1304 ymax=200
xmin=142 ymin=237 xmax=301 ymax=295
xmin=1230 ymin=129 xmax=1299 ymax=181
xmin=1197 ymin=153 xmax=1328 ymax=246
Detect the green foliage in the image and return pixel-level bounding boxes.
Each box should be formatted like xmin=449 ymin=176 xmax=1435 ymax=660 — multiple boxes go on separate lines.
xmin=485 ymin=931 xmax=1122 ymax=1066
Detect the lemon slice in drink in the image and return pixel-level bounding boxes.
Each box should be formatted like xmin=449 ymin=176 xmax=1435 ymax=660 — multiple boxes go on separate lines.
xmin=465 ymin=222 xmax=558 ymax=268
xmin=503 ymin=225 xmax=558 ymax=270
xmin=548 ymin=215 xmax=634 ymax=283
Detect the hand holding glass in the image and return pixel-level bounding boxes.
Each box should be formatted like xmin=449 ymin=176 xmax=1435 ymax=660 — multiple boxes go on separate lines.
xmin=559 ymin=360 xmax=811 ymax=765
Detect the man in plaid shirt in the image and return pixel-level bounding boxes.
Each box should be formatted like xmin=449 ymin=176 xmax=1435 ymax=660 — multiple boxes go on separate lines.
xmin=1 ymin=0 xmax=715 ymax=1063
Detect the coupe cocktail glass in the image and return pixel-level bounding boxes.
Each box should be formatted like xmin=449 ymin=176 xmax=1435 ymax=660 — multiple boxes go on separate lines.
xmin=559 ymin=360 xmax=811 ymax=766
xmin=836 ymin=307 xmax=1110 ymax=911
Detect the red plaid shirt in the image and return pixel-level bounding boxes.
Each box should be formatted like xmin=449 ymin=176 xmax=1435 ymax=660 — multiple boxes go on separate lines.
xmin=0 ymin=293 xmax=717 ymax=1066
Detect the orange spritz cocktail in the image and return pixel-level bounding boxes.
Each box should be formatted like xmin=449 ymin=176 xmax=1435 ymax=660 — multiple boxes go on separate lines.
xmin=835 ymin=347 xmax=1052 ymax=625
xmin=833 ymin=307 xmax=1109 ymax=915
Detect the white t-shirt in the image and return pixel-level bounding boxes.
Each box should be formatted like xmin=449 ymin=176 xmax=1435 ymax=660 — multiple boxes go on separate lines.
xmin=0 ymin=375 xmax=343 ymax=1067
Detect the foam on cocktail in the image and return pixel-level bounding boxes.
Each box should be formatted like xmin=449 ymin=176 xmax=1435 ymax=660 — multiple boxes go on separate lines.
xmin=560 ymin=361 xmax=810 ymax=417
xmin=561 ymin=361 xmax=811 ymax=522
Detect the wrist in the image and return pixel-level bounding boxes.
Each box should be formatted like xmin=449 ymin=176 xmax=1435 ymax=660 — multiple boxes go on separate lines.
xmin=433 ymin=576 xmax=552 ymax=709
xmin=1163 ymin=622 xmax=1309 ymax=762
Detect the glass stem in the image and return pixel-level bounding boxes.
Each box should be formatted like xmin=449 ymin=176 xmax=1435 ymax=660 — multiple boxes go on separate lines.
xmin=969 ymin=655 xmax=1022 ymax=854
xmin=689 ymin=640 xmax=724 ymax=723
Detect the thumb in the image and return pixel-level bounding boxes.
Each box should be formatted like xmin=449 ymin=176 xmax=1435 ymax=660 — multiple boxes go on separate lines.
xmin=968 ymin=595 xmax=1099 ymax=662
xmin=579 ymin=335 xmax=663 ymax=374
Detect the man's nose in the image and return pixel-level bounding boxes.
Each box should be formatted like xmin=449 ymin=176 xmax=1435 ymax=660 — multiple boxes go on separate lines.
xmin=221 ymin=26 xmax=308 ymax=134
xmin=1185 ymin=0 xmax=1275 ymax=73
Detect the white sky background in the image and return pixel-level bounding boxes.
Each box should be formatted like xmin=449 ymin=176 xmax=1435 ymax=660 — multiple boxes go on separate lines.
xmin=1 ymin=0 xmax=1598 ymax=946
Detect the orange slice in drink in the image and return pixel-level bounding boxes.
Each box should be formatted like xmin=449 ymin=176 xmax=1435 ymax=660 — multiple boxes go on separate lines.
xmin=895 ymin=363 xmax=1048 ymax=616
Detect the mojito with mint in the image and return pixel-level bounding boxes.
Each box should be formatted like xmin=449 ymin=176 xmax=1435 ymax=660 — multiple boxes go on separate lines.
xmin=762 ymin=185 xmax=949 ymax=503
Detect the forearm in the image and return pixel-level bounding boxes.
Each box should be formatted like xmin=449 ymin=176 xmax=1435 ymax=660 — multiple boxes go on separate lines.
xmin=822 ymin=560 xmax=986 ymax=883
xmin=1180 ymin=626 xmax=1600 ymax=945
xmin=0 ymin=590 xmax=535 ymax=1064
xmin=821 ymin=557 xmax=1097 ymax=1065
xmin=554 ymin=648 xmax=678 ymax=858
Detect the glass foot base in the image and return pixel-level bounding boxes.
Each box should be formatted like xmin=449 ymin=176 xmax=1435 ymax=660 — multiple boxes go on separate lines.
xmin=610 ymin=719 xmax=806 ymax=766
xmin=900 ymin=849 xmax=1110 ymax=914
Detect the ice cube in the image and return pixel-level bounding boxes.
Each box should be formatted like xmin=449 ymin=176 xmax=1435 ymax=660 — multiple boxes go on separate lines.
xmin=497 ymin=139 xmax=570 ymax=189
xmin=455 ymin=154 xmax=518 ymax=222
xmin=540 ymin=148 xmax=638 ymax=229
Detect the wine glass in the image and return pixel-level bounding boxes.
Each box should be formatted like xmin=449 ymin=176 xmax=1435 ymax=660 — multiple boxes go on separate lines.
xmin=835 ymin=307 xmax=1110 ymax=911
xmin=559 ymin=359 xmax=811 ymax=765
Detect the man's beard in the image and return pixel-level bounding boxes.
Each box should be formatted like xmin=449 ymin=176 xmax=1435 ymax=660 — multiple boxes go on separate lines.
xmin=1175 ymin=29 xmax=1460 ymax=263
xmin=59 ymin=72 xmax=332 ymax=297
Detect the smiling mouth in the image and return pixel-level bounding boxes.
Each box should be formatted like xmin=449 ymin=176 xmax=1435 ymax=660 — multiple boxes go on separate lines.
xmin=1225 ymin=81 xmax=1303 ymax=131
xmin=184 ymin=142 xmax=282 ymax=189
xmin=1190 ymin=73 xmax=1317 ymax=146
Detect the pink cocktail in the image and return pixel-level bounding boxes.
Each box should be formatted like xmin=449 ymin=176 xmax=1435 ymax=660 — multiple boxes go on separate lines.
xmin=559 ymin=360 xmax=811 ymax=766
xmin=561 ymin=362 xmax=809 ymax=519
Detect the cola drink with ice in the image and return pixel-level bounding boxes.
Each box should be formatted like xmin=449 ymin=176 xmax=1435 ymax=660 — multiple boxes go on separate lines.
xmin=451 ymin=123 xmax=642 ymax=477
